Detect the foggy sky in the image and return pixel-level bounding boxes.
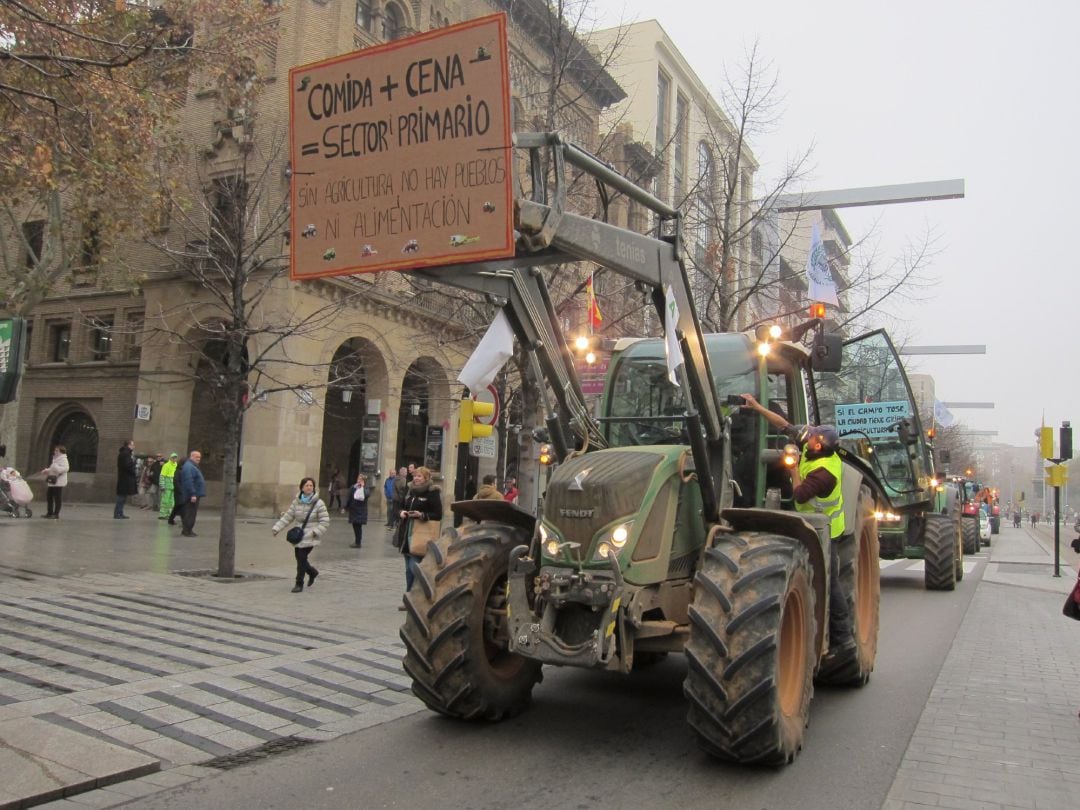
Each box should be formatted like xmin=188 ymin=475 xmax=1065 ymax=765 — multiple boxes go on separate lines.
xmin=594 ymin=0 xmax=1080 ymax=449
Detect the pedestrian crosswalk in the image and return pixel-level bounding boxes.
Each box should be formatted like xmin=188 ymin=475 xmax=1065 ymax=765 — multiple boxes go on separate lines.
xmin=0 ymin=562 xmax=423 ymax=767
xmin=880 ymin=556 xmax=984 ymax=574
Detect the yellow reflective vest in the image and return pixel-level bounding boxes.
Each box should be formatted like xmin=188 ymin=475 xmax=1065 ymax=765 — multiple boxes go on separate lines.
xmin=795 ymin=451 xmax=845 ymax=538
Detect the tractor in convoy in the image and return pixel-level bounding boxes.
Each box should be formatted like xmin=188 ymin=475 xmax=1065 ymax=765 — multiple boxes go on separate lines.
xmin=398 ymin=131 xmax=942 ymax=764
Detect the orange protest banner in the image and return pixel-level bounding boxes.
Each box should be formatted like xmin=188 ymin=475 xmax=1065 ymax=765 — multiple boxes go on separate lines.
xmin=288 ymin=13 xmax=514 ymax=279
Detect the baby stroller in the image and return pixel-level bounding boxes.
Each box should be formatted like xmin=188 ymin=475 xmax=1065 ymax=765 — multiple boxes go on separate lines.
xmin=0 ymin=467 xmax=33 ymax=518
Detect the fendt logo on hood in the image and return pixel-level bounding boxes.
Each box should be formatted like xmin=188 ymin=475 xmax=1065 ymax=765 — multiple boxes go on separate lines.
xmin=559 ymin=508 xmax=595 ymax=518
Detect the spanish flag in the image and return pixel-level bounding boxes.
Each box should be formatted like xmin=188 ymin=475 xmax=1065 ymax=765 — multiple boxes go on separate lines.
xmin=587 ymin=275 xmax=602 ymax=329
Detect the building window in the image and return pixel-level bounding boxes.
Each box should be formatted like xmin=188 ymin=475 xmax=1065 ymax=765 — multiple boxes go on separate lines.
xmin=695 ymin=142 xmax=715 ymax=260
xmin=673 ymin=94 xmax=688 ymax=202
xmin=124 ymin=314 xmax=144 ymax=362
xmin=89 ymin=317 xmax=114 ymax=361
xmin=22 ymin=219 xmax=44 ymax=268
xmin=50 ymin=322 xmax=71 ymax=363
xmin=383 ymin=2 xmax=403 ymax=40
xmin=355 ymin=0 xmax=371 ymax=30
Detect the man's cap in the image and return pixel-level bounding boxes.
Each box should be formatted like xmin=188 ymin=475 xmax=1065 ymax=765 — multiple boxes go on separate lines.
xmin=169 ymin=452 xmax=179 ymax=458
xmin=811 ymin=425 xmax=840 ymax=450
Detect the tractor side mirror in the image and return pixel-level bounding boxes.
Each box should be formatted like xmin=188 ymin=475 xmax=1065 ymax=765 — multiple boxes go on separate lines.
xmin=810 ymin=331 xmax=842 ymax=372
xmin=893 ymin=418 xmax=919 ymax=447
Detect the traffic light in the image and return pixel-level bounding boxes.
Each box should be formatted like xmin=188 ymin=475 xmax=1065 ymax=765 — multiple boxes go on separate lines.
xmin=1040 ymin=426 xmax=1054 ymax=459
xmin=808 ymin=302 xmax=826 ymax=319
xmin=1060 ymin=422 xmax=1072 ymax=461
xmin=458 ymin=398 xmax=495 ymax=443
xmin=538 ymin=443 xmax=554 ymax=465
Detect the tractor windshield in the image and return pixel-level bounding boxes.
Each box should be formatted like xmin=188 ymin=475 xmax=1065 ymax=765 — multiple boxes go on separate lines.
xmin=813 ymin=329 xmax=929 ymax=502
xmin=604 ymin=333 xmax=757 ymax=448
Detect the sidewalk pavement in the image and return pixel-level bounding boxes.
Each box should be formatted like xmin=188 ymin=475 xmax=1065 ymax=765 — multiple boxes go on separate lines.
xmin=2 ymin=510 xmax=1080 ymax=809
xmin=884 ymin=524 xmax=1080 ymax=810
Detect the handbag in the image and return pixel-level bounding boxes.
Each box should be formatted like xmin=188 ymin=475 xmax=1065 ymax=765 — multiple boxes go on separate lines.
xmin=46 ymin=475 xmax=58 ymax=485
xmin=285 ymin=500 xmax=318 ymax=545
xmin=1064 ymin=578 xmax=1080 ymax=621
xmin=407 ymin=517 xmax=441 ymax=557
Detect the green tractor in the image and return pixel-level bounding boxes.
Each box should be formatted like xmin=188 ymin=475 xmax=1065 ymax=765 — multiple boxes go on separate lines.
xmin=815 ymin=331 xmax=963 ymax=591
xmin=399 ymin=133 xmax=936 ymax=764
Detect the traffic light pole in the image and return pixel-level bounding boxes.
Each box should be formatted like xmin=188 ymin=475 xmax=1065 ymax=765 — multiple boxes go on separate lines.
xmin=1054 ymin=482 xmax=1061 ymax=577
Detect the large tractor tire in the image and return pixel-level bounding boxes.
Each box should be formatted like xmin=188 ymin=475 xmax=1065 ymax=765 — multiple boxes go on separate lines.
xmin=683 ymin=532 xmax=816 ymax=765
xmin=400 ymin=523 xmax=542 ymax=721
xmin=816 ymin=489 xmax=880 ymax=687
xmin=923 ymin=513 xmax=957 ymax=591
xmin=961 ymin=518 xmax=979 ymax=555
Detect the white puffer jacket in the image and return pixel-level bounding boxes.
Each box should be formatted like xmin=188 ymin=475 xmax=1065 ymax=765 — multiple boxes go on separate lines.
xmin=272 ymin=496 xmax=330 ymax=548
xmin=42 ymin=453 xmax=71 ymax=487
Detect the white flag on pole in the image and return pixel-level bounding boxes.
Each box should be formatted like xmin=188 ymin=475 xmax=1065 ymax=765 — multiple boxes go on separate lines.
xmin=933 ymin=399 xmax=956 ymax=428
xmin=457 ymin=309 xmax=514 ymax=392
xmin=806 ymin=223 xmax=839 ymax=307
xmin=663 ymin=285 xmax=684 ymax=386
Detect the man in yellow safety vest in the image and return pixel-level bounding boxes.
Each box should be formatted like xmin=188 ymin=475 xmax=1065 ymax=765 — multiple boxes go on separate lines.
xmin=740 ymin=393 xmax=854 ymax=657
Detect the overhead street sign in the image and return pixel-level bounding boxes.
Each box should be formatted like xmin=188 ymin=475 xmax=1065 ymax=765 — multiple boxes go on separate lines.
xmin=288 ymin=14 xmax=514 ymax=280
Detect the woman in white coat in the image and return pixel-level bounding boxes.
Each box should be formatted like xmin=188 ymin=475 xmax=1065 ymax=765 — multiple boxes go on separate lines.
xmin=40 ymin=444 xmax=70 ymax=519
xmin=272 ymin=476 xmax=330 ymax=593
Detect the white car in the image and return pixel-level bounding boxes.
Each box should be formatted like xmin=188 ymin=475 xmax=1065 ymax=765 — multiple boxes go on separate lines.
xmin=978 ymin=510 xmax=991 ymax=542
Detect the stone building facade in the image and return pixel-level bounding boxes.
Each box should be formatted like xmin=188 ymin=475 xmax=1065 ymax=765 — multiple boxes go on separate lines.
xmin=1 ymin=0 xmax=622 ymax=513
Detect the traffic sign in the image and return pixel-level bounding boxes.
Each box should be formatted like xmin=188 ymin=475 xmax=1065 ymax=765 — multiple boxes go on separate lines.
xmin=471 ymin=436 xmax=496 ymax=458
xmin=474 ymin=384 xmax=500 ymax=426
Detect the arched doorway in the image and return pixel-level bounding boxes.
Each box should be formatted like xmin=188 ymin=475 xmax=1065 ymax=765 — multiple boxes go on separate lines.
xmin=319 ymin=337 xmax=389 ymax=492
xmin=47 ymin=409 xmax=99 ymax=473
xmin=395 ymin=358 xmax=451 ymax=474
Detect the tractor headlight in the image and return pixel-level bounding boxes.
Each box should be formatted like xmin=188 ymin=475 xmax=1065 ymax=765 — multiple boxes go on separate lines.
xmin=594 ymin=521 xmax=633 ymax=561
xmin=610 ymin=522 xmax=632 ymax=548
xmin=539 ymin=523 xmax=561 ymax=557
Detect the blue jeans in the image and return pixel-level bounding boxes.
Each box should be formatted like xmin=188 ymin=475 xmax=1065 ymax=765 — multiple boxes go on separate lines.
xmin=404 ymin=554 xmax=419 ymax=592
xmin=114 ymin=495 xmax=127 ymax=518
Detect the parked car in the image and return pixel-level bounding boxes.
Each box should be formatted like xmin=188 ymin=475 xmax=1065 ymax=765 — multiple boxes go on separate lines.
xmin=978 ymin=510 xmax=992 ymax=543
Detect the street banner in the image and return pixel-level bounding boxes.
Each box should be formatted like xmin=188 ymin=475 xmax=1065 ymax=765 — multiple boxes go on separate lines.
xmin=663 ymin=285 xmax=683 ymax=386
xmin=458 ymin=308 xmax=514 ymax=392
xmin=289 ymin=13 xmax=514 ymax=279
xmin=806 ymin=223 xmax=839 ymax=306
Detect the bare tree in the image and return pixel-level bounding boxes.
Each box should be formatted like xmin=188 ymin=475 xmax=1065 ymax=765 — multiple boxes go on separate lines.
xmin=142 ymin=133 xmax=365 ymax=578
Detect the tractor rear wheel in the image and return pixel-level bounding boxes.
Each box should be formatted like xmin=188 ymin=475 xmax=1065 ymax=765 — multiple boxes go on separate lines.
xmin=961 ymin=519 xmax=979 ymax=555
xmin=683 ymin=532 xmax=816 ymax=765
xmin=953 ymin=517 xmax=964 ymax=582
xmin=400 ymin=523 xmax=542 ymax=720
xmin=923 ymin=513 xmax=957 ymax=591
xmin=816 ymin=488 xmax=880 ymax=686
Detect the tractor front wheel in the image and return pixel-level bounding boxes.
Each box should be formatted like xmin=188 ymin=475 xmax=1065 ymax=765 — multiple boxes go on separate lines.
xmin=683 ymin=532 xmax=816 ymax=765
xmin=400 ymin=523 xmax=542 ymax=720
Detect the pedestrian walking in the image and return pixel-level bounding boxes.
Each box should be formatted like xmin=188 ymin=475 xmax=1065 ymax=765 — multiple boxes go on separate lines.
xmin=503 ymin=476 xmax=519 ymax=504
xmin=114 ymin=440 xmax=137 ymax=519
xmin=346 ymin=472 xmax=371 ymax=548
xmin=391 ymin=466 xmax=408 ymax=530
xmin=177 ymin=450 xmax=206 ymax=537
xmin=474 ymin=474 xmax=503 ymax=500
xmin=144 ymin=453 xmax=164 ymax=510
xmin=327 ymin=467 xmax=343 ymax=511
xmin=158 ymin=453 xmax=179 ymax=520
xmin=167 ymin=455 xmax=188 ymax=524
xmin=383 ymin=472 xmax=396 ymax=527
xmin=395 ymin=465 xmax=442 ymax=608
xmin=40 ymin=444 xmax=69 ymax=519
xmin=272 ymin=477 xmax=330 ymax=593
